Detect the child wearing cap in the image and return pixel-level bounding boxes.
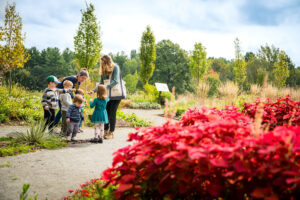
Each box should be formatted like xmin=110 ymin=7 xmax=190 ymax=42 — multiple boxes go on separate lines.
xmin=41 ymin=75 xmax=75 ymax=129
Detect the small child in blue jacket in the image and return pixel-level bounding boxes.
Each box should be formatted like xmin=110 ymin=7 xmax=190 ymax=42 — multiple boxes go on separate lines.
xmin=66 ymin=94 xmax=84 ymax=141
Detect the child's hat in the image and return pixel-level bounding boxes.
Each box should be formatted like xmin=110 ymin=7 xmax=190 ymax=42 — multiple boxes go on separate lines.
xmin=46 ymin=75 xmax=61 ymax=84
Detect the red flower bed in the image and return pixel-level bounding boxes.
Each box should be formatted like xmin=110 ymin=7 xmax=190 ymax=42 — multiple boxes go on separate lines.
xmin=66 ymin=97 xmax=300 ymax=199
xmin=242 ymin=95 xmax=300 ymax=130
xmin=100 ymin=105 xmax=300 ymax=199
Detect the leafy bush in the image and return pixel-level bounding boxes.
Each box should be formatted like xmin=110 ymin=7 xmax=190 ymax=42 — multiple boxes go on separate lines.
xmin=129 ymin=102 xmax=161 ymax=109
xmin=205 ymin=75 xmax=221 ymax=97
xmin=99 ymin=103 xmax=300 ymax=199
xmin=242 ymin=95 xmax=300 ymax=130
xmin=129 ymin=91 xmax=156 ymax=103
xmin=0 ymin=85 xmax=43 ymax=123
xmin=116 ymin=110 xmax=153 ymax=127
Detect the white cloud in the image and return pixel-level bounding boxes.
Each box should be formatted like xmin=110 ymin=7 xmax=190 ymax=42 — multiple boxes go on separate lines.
xmin=1 ymin=0 xmax=299 ymax=66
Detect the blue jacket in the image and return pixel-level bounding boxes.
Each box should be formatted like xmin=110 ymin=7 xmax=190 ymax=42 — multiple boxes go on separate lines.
xmin=57 ymin=76 xmax=81 ymax=98
xmin=66 ymin=104 xmax=83 ymax=123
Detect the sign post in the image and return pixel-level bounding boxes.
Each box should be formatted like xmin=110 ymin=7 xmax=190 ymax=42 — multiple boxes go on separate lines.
xmin=155 ymin=83 xmax=169 ymax=104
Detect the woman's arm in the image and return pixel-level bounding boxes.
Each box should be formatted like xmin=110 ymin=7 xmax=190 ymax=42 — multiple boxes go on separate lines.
xmin=106 ymin=66 xmax=119 ymax=89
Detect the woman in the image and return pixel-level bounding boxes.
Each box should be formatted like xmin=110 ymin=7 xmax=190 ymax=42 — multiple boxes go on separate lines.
xmin=53 ymin=68 xmax=89 ymax=128
xmin=89 ymin=55 xmax=124 ymax=139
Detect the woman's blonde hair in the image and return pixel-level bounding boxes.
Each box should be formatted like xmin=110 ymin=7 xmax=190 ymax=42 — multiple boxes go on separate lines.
xmin=100 ymin=55 xmax=114 ymax=76
xmin=97 ymin=84 xmax=107 ymax=100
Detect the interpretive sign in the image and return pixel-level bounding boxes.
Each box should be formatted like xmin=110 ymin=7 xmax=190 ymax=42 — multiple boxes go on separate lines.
xmin=155 ymin=83 xmax=169 ymax=92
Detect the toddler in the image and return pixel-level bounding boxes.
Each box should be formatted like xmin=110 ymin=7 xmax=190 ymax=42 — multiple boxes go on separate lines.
xmin=66 ymin=94 xmax=84 ymax=141
xmin=60 ymin=80 xmax=73 ymax=136
xmin=90 ymin=85 xmax=109 ymax=143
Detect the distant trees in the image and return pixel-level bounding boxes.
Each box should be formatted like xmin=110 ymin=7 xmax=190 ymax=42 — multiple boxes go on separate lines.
xmin=139 ymin=26 xmax=156 ymax=86
xmin=74 ymin=2 xmax=102 ymax=70
xmin=0 ymin=3 xmax=30 ymax=92
xmin=7 ymin=47 xmax=78 ymax=91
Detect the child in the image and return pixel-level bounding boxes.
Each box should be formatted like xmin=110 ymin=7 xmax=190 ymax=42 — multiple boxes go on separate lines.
xmin=90 ymin=85 xmax=109 ymax=143
xmin=66 ymin=94 xmax=84 ymax=141
xmin=42 ymin=75 xmax=74 ymax=129
xmin=60 ymin=80 xmax=73 ymax=136
xmin=75 ymin=89 xmax=86 ymax=132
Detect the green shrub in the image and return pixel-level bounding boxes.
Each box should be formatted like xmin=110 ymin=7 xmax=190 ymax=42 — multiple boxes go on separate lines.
xmin=205 ymin=75 xmax=221 ymax=97
xmin=0 ymin=85 xmax=43 ymax=123
xmin=129 ymin=101 xmax=161 ymax=109
xmin=0 ymin=113 xmax=9 ymax=123
xmin=117 ymin=110 xmax=153 ymax=127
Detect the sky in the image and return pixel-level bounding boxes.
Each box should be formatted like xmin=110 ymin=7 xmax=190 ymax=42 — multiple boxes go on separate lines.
xmin=0 ymin=0 xmax=300 ymax=66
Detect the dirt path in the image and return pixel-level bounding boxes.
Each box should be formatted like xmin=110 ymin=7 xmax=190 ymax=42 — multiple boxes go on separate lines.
xmin=0 ymin=109 xmax=166 ymax=200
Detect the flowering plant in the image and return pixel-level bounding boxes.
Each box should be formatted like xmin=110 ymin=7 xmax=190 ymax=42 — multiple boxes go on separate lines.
xmin=67 ymin=97 xmax=300 ymax=199
xmin=242 ymin=95 xmax=300 ymax=130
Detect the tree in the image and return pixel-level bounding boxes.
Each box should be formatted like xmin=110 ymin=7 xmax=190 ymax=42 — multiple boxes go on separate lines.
xmin=210 ymin=57 xmax=234 ymax=82
xmin=189 ymin=42 xmax=210 ymax=83
xmin=139 ymin=26 xmax=156 ymax=85
xmin=123 ymin=71 xmax=139 ymax=93
xmin=124 ymin=58 xmax=138 ymax=76
xmin=285 ymin=55 xmax=296 ymax=87
xmin=151 ymin=40 xmax=192 ymax=94
xmin=257 ymin=44 xmax=279 ymax=81
xmin=74 ymin=3 xmax=102 ymax=71
xmin=130 ymin=49 xmax=137 ymax=59
xmin=0 ymin=3 xmax=30 ymax=92
xmin=110 ymin=51 xmax=128 ymax=75
xmin=233 ymin=38 xmax=246 ymax=89
xmin=273 ymin=51 xmax=289 ymax=88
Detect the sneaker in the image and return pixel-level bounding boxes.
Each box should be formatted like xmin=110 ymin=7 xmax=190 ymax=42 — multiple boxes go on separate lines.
xmin=79 ymin=129 xmax=84 ymax=133
xmin=98 ymin=136 xmax=103 ymax=143
xmin=71 ymin=137 xmax=76 ymax=141
xmin=66 ymin=136 xmax=71 ymax=141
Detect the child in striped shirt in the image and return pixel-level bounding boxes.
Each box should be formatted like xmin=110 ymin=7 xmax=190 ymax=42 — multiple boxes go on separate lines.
xmin=41 ymin=75 xmax=74 ymax=129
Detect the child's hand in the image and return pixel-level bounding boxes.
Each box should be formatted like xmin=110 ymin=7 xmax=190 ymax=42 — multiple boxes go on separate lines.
xmin=88 ymin=91 xmax=94 ymax=95
xmin=72 ymin=89 xmax=77 ymax=92
xmin=66 ymin=118 xmax=70 ymax=123
xmin=44 ymin=106 xmax=49 ymax=110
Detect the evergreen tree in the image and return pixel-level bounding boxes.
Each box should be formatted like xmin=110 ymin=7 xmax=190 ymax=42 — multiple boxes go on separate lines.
xmin=0 ymin=2 xmax=30 ymax=92
xmin=139 ymin=26 xmax=156 ymax=85
xmin=74 ymin=3 xmax=102 ymax=70
xmin=233 ymin=38 xmax=246 ymax=89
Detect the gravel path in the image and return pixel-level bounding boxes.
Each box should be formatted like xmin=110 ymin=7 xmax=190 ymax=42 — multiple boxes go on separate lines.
xmin=0 ymin=109 xmax=166 ymax=200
